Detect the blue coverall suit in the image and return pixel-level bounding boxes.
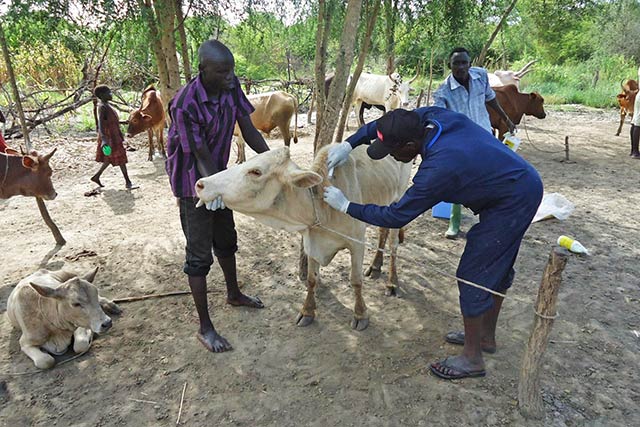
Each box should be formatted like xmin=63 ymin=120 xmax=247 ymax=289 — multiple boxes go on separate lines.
xmin=344 ymin=107 xmax=544 ymax=317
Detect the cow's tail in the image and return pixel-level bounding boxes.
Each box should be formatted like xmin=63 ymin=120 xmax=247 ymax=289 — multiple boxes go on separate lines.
xmin=293 ymin=96 xmax=299 ymax=144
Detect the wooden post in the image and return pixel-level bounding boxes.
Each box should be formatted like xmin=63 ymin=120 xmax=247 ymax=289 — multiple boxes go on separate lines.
xmin=564 ymin=136 xmax=570 ymax=162
xmin=36 ymin=198 xmax=66 ymax=246
xmin=517 ymin=247 xmax=569 ymax=419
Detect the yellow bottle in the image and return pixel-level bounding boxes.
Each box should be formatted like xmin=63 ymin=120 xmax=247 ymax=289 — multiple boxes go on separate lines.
xmin=557 ymin=235 xmax=589 ymax=255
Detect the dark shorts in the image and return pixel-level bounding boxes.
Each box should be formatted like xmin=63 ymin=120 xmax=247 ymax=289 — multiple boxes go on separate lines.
xmin=179 ymin=197 xmax=238 ymax=276
xmin=456 ymin=170 xmax=543 ymax=317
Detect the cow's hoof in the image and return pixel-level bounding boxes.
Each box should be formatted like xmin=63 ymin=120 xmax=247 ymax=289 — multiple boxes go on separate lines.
xmin=364 ymin=266 xmax=381 ymax=279
xmin=351 ymin=317 xmax=369 ymax=331
xmin=296 ymin=313 xmax=315 ymax=327
xmin=35 ymin=354 xmax=55 ymax=370
xmin=384 ymin=286 xmax=398 ymax=297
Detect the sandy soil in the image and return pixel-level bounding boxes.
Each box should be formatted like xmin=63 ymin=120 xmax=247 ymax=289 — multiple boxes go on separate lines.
xmin=0 ymin=106 xmax=639 ymax=427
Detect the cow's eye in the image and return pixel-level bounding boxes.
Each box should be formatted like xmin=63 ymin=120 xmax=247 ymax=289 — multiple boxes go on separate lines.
xmin=248 ymin=169 xmax=262 ymax=177
xmin=71 ymin=302 xmax=82 ymax=307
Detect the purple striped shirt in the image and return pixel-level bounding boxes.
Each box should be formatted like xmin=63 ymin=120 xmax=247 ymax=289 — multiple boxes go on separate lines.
xmin=165 ymin=75 xmax=254 ymax=198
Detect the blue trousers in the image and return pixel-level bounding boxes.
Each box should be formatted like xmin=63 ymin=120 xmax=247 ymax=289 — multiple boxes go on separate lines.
xmin=456 ymin=170 xmax=543 ymax=317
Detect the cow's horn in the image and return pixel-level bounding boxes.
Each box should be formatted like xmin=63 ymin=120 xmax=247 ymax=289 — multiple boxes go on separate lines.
xmin=515 ymin=60 xmax=537 ymax=78
xmin=408 ymin=72 xmax=419 ymax=85
xmin=43 ymin=147 xmax=58 ymax=161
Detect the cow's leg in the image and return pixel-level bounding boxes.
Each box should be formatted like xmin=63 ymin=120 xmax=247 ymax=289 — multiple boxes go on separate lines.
xmin=365 ymin=227 xmax=388 ymax=279
xmin=350 ymin=243 xmax=368 ymax=331
xmin=386 ymin=228 xmax=400 ymax=297
xmin=616 ymin=110 xmax=625 ymax=136
xmin=158 ymin=128 xmax=167 ymax=159
xmin=296 ymin=256 xmax=319 ymax=327
xmin=399 ymin=227 xmax=405 ymax=244
xmin=235 ymin=137 xmax=246 ymax=164
xmin=147 ymin=129 xmax=154 ymax=161
xmin=357 ymin=101 xmax=365 ymax=127
xmin=41 ymin=333 xmax=72 ymax=355
xmin=281 ymin=124 xmax=291 ymax=147
xmin=19 ymin=336 xmax=55 ymax=369
xmin=73 ymin=328 xmax=93 ymax=353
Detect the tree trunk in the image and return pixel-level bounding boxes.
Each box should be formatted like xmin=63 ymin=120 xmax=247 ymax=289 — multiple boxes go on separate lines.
xmin=315 ymin=0 xmax=363 ymax=153
xmin=335 ymin=0 xmax=381 ymax=142
xmin=0 ymin=22 xmax=30 ymax=151
xmin=383 ymin=0 xmax=398 ymax=75
xmin=153 ymin=0 xmax=182 ymax=103
xmin=476 ymin=0 xmax=519 ymax=67
xmin=140 ymin=0 xmax=169 ymax=91
xmin=313 ymin=0 xmax=332 ymax=149
xmin=175 ymin=0 xmax=192 ymax=81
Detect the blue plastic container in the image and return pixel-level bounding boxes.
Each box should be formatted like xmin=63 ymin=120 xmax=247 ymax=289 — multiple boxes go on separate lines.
xmin=432 ymin=201 xmax=452 ymax=219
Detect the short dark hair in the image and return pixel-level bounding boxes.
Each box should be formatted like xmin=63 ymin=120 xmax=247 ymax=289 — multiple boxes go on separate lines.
xmin=94 ymin=85 xmax=111 ymax=98
xmin=449 ymin=47 xmax=470 ymax=59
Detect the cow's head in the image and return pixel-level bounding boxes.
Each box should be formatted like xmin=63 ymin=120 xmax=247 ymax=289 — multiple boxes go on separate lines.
xmin=126 ymin=109 xmax=153 ymax=137
xmin=528 ymin=92 xmax=547 ymax=119
xmin=30 ymin=267 xmax=112 ymax=334
xmin=386 ymin=73 xmax=416 ymax=109
xmin=195 ymin=148 xmax=322 ymax=225
xmin=18 ymin=148 xmax=57 ymax=200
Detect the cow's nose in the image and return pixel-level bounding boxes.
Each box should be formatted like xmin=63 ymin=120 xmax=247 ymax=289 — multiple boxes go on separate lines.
xmin=101 ymin=318 xmax=112 ymax=330
xmin=196 ymin=180 xmax=204 ymax=190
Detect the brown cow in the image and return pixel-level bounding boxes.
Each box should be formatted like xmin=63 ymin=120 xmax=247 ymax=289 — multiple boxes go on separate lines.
xmin=0 ymin=148 xmax=57 ymax=200
xmin=234 ymin=91 xmax=298 ymax=163
xmin=488 ymin=84 xmax=546 ymax=140
xmin=615 ymin=79 xmax=638 ymax=136
xmin=126 ymin=85 xmax=167 ymax=161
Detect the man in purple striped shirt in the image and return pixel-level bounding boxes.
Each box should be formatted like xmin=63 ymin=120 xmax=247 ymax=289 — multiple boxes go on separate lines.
xmin=166 ymin=39 xmax=270 ymax=353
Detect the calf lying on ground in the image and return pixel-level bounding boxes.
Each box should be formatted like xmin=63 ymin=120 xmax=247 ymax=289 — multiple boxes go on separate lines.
xmin=7 ymin=267 xmax=120 ymax=369
xmin=196 ymin=146 xmax=411 ymax=329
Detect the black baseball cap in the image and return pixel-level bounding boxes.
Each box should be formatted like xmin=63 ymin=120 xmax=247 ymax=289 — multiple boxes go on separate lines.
xmin=367 ymin=109 xmax=424 ymax=160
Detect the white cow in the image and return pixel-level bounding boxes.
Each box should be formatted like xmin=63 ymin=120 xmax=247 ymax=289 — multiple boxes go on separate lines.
xmin=351 ymin=72 xmax=417 ymax=126
xmin=195 ymin=146 xmax=412 ymax=330
xmin=7 ymin=267 xmax=120 ymax=369
xmin=488 ymin=60 xmax=536 ymax=90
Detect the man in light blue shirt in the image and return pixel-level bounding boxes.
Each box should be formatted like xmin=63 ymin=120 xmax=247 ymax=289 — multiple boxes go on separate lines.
xmin=433 ymin=47 xmax=515 ymax=239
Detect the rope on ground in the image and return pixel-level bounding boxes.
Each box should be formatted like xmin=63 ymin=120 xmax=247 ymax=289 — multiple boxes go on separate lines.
xmin=521 ymin=116 xmax=566 ymax=154
xmin=313 ymin=223 xmax=507 ymax=298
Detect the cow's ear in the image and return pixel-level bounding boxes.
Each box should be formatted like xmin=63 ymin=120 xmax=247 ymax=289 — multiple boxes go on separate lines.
xmin=30 ymin=283 xmax=65 ymax=299
xmin=288 ymin=170 xmax=323 ymax=188
xmin=22 ymin=156 xmax=39 ymax=170
xmin=141 ymin=113 xmax=151 ymax=120
xmin=82 ymin=267 xmax=99 ymax=283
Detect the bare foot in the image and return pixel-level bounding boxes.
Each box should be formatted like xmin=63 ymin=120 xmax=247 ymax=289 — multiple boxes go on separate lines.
xmin=226 ymin=293 xmax=264 ymax=308
xmin=196 ymin=330 xmax=232 ymax=353
xmin=90 ymin=176 xmax=104 ymax=187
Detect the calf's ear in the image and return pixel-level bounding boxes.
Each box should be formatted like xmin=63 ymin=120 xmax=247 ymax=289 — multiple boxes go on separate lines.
xmin=22 ymin=156 xmax=39 ymax=170
xmin=30 ymin=283 xmax=65 ymax=299
xmin=82 ymin=266 xmax=99 ymax=283
xmin=288 ymin=170 xmax=323 ymax=188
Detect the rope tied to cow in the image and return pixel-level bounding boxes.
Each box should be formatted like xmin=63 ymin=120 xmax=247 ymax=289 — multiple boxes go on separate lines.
xmin=306 ymin=188 xmax=507 ymax=298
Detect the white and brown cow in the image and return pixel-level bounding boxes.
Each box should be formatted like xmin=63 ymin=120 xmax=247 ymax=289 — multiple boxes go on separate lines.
xmin=7 ymin=267 xmax=120 ymax=369
xmin=196 ymin=146 xmax=411 ymax=330
xmin=234 ymin=91 xmax=298 ymax=163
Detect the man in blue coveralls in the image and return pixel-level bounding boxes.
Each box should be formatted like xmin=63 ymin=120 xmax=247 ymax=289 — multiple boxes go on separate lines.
xmin=323 ymin=107 xmax=543 ymax=380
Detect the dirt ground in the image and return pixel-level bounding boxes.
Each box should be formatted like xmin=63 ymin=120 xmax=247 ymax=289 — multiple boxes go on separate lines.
xmin=1 ymin=106 xmax=639 ymax=427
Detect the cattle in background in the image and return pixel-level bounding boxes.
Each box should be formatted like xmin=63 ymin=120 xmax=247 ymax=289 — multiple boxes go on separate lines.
xmin=126 ymin=85 xmax=167 ymax=161
xmin=488 ymin=60 xmax=536 ymax=90
xmin=7 ymin=267 xmax=120 ymax=369
xmin=234 ymin=91 xmax=298 ymax=163
xmin=488 ymin=84 xmax=546 ymax=140
xmin=0 ymin=148 xmax=57 ymax=200
xmin=196 ymin=146 xmax=412 ymax=327
xmin=615 ymin=79 xmax=638 ymax=136
xmin=351 ymin=72 xmax=417 ymax=126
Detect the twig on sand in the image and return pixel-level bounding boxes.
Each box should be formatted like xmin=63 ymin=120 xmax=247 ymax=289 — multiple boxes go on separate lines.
xmin=176 ymin=382 xmax=187 ymax=425
xmin=129 ymin=398 xmax=159 ymax=405
xmin=113 ymin=289 xmax=220 ymax=304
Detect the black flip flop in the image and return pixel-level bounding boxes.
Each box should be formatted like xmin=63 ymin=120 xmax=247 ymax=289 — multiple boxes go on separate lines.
xmin=430 ymin=357 xmax=486 ymax=380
